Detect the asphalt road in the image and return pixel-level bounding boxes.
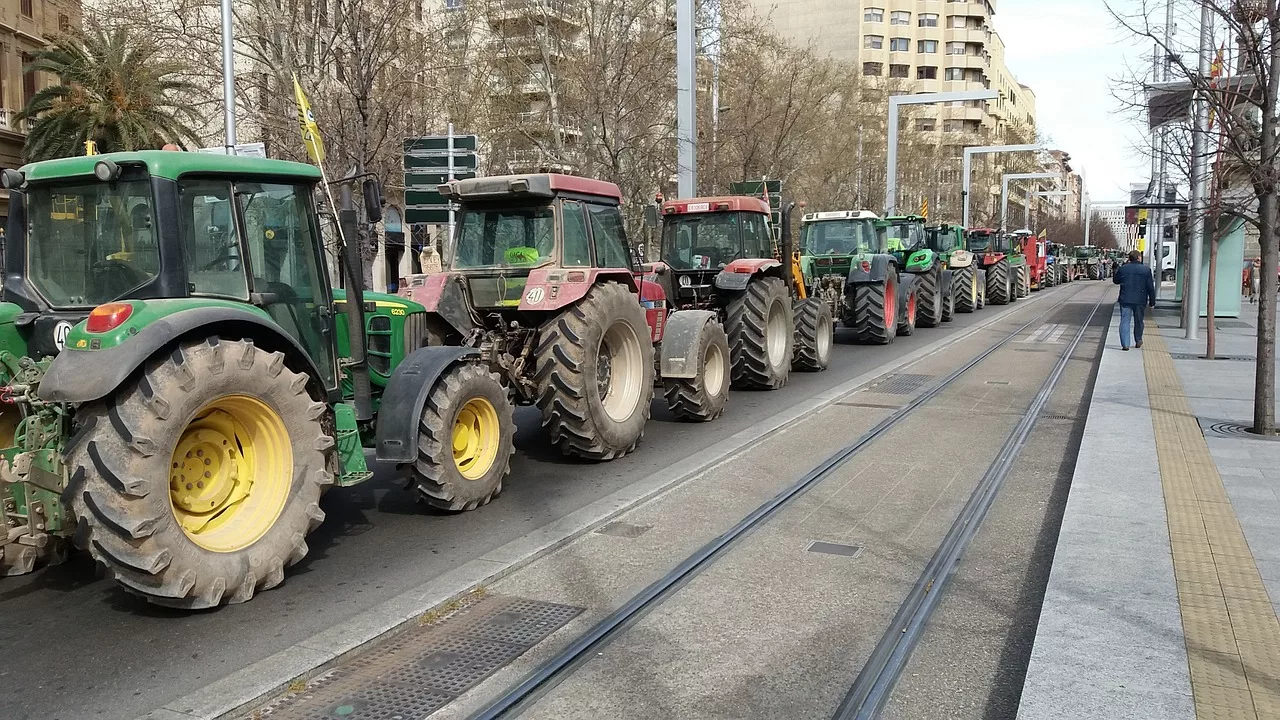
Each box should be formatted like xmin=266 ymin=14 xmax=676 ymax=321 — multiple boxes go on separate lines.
xmin=0 ymin=294 xmax=1059 ymax=720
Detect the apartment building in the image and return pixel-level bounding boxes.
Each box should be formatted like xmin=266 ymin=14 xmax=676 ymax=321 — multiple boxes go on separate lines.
xmin=747 ymin=0 xmax=1035 ymax=137
xmin=0 ymin=0 xmax=83 ymax=217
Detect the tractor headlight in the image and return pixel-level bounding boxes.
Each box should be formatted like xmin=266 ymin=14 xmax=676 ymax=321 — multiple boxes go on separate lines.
xmin=93 ymin=159 xmax=120 ymax=182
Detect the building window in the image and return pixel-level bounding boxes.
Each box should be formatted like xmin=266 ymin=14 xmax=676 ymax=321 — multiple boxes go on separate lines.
xmin=864 ymin=35 xmax=883 ymax=49
xmin=919 ymin=13 xmax=938 ymax=27
xmin=917 ymin=65 xmax=938 ymax=80
xmin=889 ymin=63 xmax=909 ymax=78
xmin=889 ymin=37 xmax=909 ymax=52
xmin=916 ymin=118 xmax=936 ymax=132
xmin=944 ymin=119 xmax=964 ymax=132
xmin=21 ymin=52 xmax=35 ymax=107
xmin=445 ymin=0 xmax=463 ymax=9
xmin=918 ymin=40 xmax=937 ymax=53
xmin=19 ymin=0 xmax=32 ymax=17
xmin=862 ymin=62 xmax=883 ymax=76
xmin=946 ymin=41 xmax=965 ymax=55
xmin=864 ymin=7 xmax=884 ymax=22
xmin=890 ymin=10 xmax=910 ymax=25
xmin=950 ymin=15 xmax=966 ymax=28
xmin=945 ymin=67 xmax=965 ymax=81
xmin=58 ymin=14 xmax=70 ymax=32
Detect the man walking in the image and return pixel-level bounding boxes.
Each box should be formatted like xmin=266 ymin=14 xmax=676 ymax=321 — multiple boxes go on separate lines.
xmin=1113 ymin=250 xmax=1157 ymax=350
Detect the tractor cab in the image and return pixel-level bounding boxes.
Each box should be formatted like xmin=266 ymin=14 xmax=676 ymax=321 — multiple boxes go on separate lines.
xmin=879 ymin=214 xmax=927 ymax=255
xmin=966 ymin=228 xmax=1011 ymax=256
xmin=654 ymin=196 xmax=776 ymax=308
xmin=924 ymin=223 xmax=964 ymax=253
xmin=799 ymin=210 xmax=882 ymax=274
xmin=2 ymin=152 xmax=340 ymax=389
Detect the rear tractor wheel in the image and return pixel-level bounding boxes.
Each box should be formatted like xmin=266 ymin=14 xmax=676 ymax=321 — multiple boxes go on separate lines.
xmin=535 ymin=281 xmax=656 ymax=460
xmin=986 ymin=261 xmax=1011 ymax=305
xmin=67 ymin=338 xmax=333 ymax=608
xmin=915 ymin=267 xmax=945 ymax=328
xmin=726 ymin=276 xmax=793 ymax=389
xmin=954 ymin=266 xmax=977 ymax=314
xmin=412 ymin=362 xmax=515 ymax=511
xmin=664 ymin=320 xmax=731 ymax=421
xmin=898 ymin=284 xmax=919 ymax=336
xmin=852 ymin=273 xmax=898 ymax=345
xmin=792 ymin=298 xmax=833 ymax=372
xmin=942 ymin=283 xmax=956 ymax=322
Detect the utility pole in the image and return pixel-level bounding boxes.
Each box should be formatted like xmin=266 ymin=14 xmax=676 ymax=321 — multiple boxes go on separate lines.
xmin=675 ymin=0 xmax=696 ymax=197
xmin=1185 ymin=4 xmax=1213 ymax=340
xmin=220 ymin=0 xmax=237 ymax=154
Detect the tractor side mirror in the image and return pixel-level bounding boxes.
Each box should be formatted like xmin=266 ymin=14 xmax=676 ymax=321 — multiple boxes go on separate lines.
xmin=362 ymin=178 xmax=383 ymax=223
xmin=643 ymin=203 xmax=658 ymax=229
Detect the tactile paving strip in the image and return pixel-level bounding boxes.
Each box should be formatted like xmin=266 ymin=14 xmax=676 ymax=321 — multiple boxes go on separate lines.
xmin=251 ymin=595 xmax=583 ymax=719
xmin=1144 ymin=327 xmax=1280 ymax=720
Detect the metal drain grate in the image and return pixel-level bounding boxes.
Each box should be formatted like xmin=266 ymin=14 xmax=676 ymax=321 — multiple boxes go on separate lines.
xmin=596 ymin=521 xmax=652 ymax=538
xmin=836 ymin=401 xmax=904 ymax=410
xmin=1199 ymin=418 xmax=1280 ymax=442
xmin=1214 ymin=320 xmax=1252 ymax=329
xmin=251 ymin=595 xmax=583 ymax=719
xmin=870 ymin=373 xmax=933 ymax=395
xmin=807 ymin=541 xmax=863 ymax=557
xmin=1170 ymin=353 xmax=1253 ymax=362
xmin=1015 ymin=348 xmax=1050 ymax=353
xmin=986 ymin=381 xmax=1011 ymax=385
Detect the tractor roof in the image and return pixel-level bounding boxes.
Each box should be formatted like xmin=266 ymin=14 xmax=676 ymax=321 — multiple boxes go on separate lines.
xmin=883 ymin=214 xmax=925 ymax=222
xmin=801 ymin=210 xmax=879 ymax=222
xmin=967 ymin=227 xmax=999 ymax=234
xmin=19 ymin=151 xmax=322 ymax=183
xmin=443 ymin=173 xmax=622 ymax=202
xmin=662 ymin=196 xmax=770 ymax=215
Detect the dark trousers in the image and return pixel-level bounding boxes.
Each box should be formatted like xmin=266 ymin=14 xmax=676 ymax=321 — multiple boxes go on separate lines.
xmin=1119 ymin=303 xmax=1145 ymax=347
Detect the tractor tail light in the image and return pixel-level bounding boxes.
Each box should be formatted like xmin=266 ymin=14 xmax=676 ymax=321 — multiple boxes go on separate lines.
xmin=861 ymin=261 xmax=871 ymax=272
xmin=86 ymin=303 xmax=133 ymax=333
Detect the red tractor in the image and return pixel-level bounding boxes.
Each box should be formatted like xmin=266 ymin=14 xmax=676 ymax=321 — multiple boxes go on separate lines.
xmin=1014 ymin=229 xmax=1048 ymax=291
xmin=644 ymin=196 xmax=832 ymax=393
xmin=966 ymin=227 xmax=1020 ymax=305
xmin=399 ymin=174 xmax=727 ymax=463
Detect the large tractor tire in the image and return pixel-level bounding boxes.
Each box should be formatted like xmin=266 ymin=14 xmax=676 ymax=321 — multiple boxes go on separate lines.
xmin=664 ymin=321 xmax=731 ymax=422
xmin=914 ymin=267 xmax=945 ymax=328
xmin=898 ymin=284 xmax=919 ymax=336
xmin=412 ymin=362 xmax=515 ymax=511
xmin=535 ymin=281 xmax=655 ymax=460
xmin=66 ymin=338 xmax=333 ymax=609
xmin=726 ymin=276 xmax=793 ymax=390
xmin=941 ymin=284 xmax=957 ymax=323
xmin=852 ymin=273 xmax=898 ymax=345
xmin=1015 ymin=266 xmax=1029 ymax=299
xmin=792 ymin=298 xmax=833 ymax=372
xmin=1043 ymin=266 xmax=1056 ymax=288
xmin=954 ymin=266 xmax=978 ymax=314
xmin=986 ymin=260 xmax=1012 ymax=305
xmin=1088 ymin=263 xmax=1101 ymax=281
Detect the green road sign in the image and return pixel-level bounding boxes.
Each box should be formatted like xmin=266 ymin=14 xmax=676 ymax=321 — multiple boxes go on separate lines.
xmin=405 ymin=189 xmax=447 ymax=207
xmin=406 ymin=208 xmax=452 ymax=224
xmin=405 ymin=135 xmax=477 ymax=152
xmin=404 ymin=154 xmax=478 ymax=170
xmin=405 ymin=171 xmax=476 ymax=187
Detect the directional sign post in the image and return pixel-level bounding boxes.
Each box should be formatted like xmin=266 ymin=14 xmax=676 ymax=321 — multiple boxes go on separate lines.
xmin=404 ymin=125 xmax=479 ymax=244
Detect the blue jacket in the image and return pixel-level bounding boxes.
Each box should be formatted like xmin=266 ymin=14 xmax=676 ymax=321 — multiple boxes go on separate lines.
xmin=1113 ymin=261 xmax=1156 ymax=306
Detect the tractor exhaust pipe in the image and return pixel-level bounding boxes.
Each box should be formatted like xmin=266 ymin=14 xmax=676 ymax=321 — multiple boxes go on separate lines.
xmin=339 ymin=182 xmax=373 ymax=422
xmin=780 ymin=201 xmax=796 ymax=295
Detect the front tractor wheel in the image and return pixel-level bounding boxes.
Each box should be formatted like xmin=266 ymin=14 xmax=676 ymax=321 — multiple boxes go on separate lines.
xmin=942 ymin=284 xmax=956 ymax=322
xmin=726 ymin=276 xmax=793 ymax=390
xmin=412 ymin=362 xmax=515 ymax=511
xmin=852 ymin=273 xmax=898 ymax=345
xmin=792 ymin=298 xmax=833 ymax=372
xmin=535 ymin=281 xmax=655 ymax=460
xmin=953 ymin=266 xmax=978 ymax=314
xmin=915 ymin=268 xmax=945 ymax=328
xmin=987 ymin=260 xmax=1012 ymax=305
xmin=664 ymin=321 xmax=731 ymax=422
xmin=67 ymin=338 xmax=333 ymax=608
xmin=898 ymin=285 xmax=919 ymax=336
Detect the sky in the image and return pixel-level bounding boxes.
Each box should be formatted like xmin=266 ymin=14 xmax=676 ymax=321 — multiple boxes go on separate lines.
xmin=996 ymin=0 xmax=1154 ymax=204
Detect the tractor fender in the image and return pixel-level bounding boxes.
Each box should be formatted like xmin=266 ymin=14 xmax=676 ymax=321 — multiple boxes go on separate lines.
xmin=846 ymin=254 xmax=894 ymax=284
xmin=519 ymin=267 xmax=639 ymax=311
xmin=374 ymin=346 xmax=483 ymax=463
xmin=713 ymin=258 xmax=782 ymax=292
xmin=39 ymin=305 xmax=329 ymax=404
xmin=658 ymin=310 xmax=719 ymax=379
xmin=402 ymin=272 xmax=475 ymax=337
xmin=948 ymin=250 xmax=975 ymax=269
xmin=897 ymin=272 xmax=919 ymax=302
xmin=940 ymin=268 xmax=954 ymax=298
xmin=905 ymin=249 xmax=936 ymax=274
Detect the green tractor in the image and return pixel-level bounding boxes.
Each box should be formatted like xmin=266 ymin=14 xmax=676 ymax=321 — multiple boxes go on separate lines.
xmin=0 ymin=151 xmax=517 ymax=607
xmin=880 ymin=214 xmax=955 ymax=327
xmin=798 ymin=210 xmax=920 ymax=345
xmin=927 ymin=223 xmax=984 ymax=313
xmin=966 ymin=228 xmax=1026 ymax=305
xmin=1075 ymin=244 xmax=1104 ymax=280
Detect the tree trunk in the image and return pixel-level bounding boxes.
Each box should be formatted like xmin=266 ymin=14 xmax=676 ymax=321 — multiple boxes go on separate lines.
xmin=1207 ymin=218 xmax=1218 ymax=360
xmin=1256 ymin=191 xmax=1276 ymax=434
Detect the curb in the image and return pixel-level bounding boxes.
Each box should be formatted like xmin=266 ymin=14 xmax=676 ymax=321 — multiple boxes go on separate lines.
xmin=143 ymin=287 xmax=1068 ymax=720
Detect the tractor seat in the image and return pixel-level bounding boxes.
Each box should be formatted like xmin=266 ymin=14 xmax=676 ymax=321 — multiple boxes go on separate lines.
xmin=690 ymin=246 xmax=723 ymax=269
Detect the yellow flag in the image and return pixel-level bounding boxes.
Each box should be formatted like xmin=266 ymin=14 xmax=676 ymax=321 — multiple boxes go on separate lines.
xmin=293 ymin=75 xmax=325 ymax=164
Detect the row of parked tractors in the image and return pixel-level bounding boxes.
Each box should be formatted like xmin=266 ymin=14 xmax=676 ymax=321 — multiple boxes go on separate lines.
xmin=0 ymin=154 xmax=1114 ymax=608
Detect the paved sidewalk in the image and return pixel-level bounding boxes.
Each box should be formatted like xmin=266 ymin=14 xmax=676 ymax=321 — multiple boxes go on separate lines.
xmin=1020 ymin=303 xmax=1280 ymax=720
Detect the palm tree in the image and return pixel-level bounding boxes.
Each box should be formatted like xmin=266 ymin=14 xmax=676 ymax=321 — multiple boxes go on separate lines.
xmin=16 ymin=23 xmax=199 ymax=161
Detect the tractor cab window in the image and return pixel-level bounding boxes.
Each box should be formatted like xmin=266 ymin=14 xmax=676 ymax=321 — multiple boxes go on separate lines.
xmin=237 ymin=181 xmax=335 ymax=386
xmin=883 ymin=221 xmax=923 ymax=252
xmin=452 ymin=205 xmax=555 ymax=269
xmin=561 ymin=200 xmax=591 ymax=267
xmin=968 ymin=233 xmax=995 ymax=252
xmin=26 ymin=179 xmax=160 ymax=308
xmin=181 ymin=179 xmax=249 ymax=299
xmin=925 ymin=226 xmax=954 ymax=252
xmin=740 ymin=212 xmax=772 ymax=259
xmin=800 ymin=220 xmax=865 ymax=255
xmin=661 ymin=212 xmax=740 ymax=270
xmin=587 ymin=203 xmax=632 ymax=269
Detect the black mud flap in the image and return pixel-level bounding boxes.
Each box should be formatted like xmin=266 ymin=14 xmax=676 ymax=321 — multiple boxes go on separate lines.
xmin=659 ymin=310 xmax=718 ymax=379
xmin=374 ymin=346 xmax=482 ymax=463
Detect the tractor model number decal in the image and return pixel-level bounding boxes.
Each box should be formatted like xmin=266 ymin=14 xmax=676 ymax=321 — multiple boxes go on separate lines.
xmin=525 ymin=287 xmax=546 ymax=305
xmin=53 ymin=321 xmax=73 ymax=351
xmin=390 ymin=308 xmax=406 ymax=316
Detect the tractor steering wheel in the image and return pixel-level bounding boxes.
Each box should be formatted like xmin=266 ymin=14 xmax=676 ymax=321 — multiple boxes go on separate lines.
xmin=89 ymin=259 xmax=149 ymax=300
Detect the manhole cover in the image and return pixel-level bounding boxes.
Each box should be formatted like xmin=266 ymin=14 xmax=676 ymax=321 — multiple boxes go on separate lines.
xmin=1215 ymin=320 xmax=1251 ymax=329
xmin=986 ymin=381 xmax=1011 ymax=385
xmin=871 ymin=374 xmax=933 ymax=395
xmin=1198 ymin=418 xmax=1280 ymax=442
xmin=596 ymin=521 xmax=652 ymax=538
xmin=807 ymin=541 xmax=863 ymax=558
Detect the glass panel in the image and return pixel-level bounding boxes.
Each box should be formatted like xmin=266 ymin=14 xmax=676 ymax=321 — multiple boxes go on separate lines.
xmin=452 ymin=205 xmax=555 ymax=269
xmin=661 ymin=212 xmax=739 ymax=269
xmin=800 ymin=220 xmax=869 ymax=255
xmin=561 ymin=200 xmax=591 ymax=267
xmin=740 ymin=212 xmax=771 ymax=259
xmin=588 ymin=204 xmax=632 ymax=269
xmin=237 ymin=182 xmax=335 ymax=385
xmin=180 ymin=179 xmax=249 ymax=299
xmin=26 ymin=179 xmax=159 ymax=308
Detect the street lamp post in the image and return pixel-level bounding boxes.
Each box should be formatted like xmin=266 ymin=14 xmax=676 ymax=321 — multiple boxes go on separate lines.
xmin=961 ymin=144 xmax=1043 ymax=229
xmin=675 ymin=0 xmax=696 ymax=197
xmin=885 ymin=90 xmax=998 ymax=216
xmin=221 ymin=0 xmax=236 ymax=153
xmin=1000 ymin=173 xmax=1058 ymax=232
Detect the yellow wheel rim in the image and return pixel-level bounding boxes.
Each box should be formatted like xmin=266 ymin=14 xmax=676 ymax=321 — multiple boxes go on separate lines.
xmin=168 ymin=395 xmax=292 ymax=553
xmin=452 ymin=397 xmax=500 ymax=480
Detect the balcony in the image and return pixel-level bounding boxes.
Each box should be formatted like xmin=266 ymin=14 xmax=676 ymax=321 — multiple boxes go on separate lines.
xmin=494 ymin=32 xmax=573 ymax=60
xmin=488 ymin=0 xmax=583 ymax=28
xmin=949 ymin=53 xmax=989 ymax=70
xmin=507 ymin=148 xmax=576 ymax=173
xmin=0 ymin=109 xmax=28 ymax=135
xmin=517 ymin=110 xmax=582 ymax=136
xmin=944 ymin=27 xmax=988 ymax=45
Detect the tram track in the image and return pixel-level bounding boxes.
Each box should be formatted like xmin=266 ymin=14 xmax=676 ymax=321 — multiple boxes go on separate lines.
xmin=465 ymin=282 xmax=1107 ymax=720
